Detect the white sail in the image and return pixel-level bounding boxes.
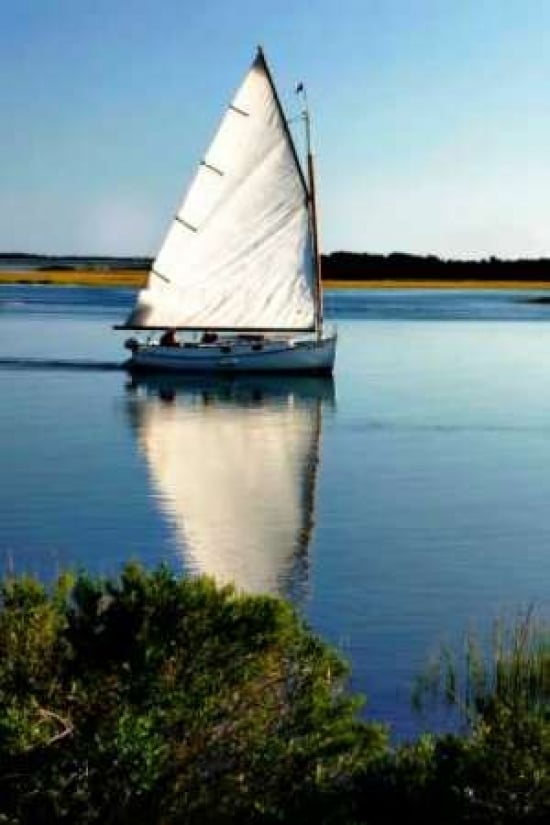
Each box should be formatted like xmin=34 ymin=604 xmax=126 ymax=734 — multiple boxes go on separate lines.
xmin=128 ymin=379 xmax=330 ymax=594
xmin=125 ymin=50 xmax=316 ymax=331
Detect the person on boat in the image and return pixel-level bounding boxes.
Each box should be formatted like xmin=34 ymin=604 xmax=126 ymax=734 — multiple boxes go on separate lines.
xmin=160 ymin=328 xmax=178 ymax=347
xmin=201 ymin=331 xmax=218 ymax=344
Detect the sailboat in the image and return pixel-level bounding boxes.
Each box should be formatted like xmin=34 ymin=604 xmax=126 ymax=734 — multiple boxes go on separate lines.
xmin=125 ymin=374 xmax=335 ymax=595
xmin=117 ymin=47 xmax=336 ymax=374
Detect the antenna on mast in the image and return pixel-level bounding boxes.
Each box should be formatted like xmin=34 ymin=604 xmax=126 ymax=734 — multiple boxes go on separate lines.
xmin=295 ymin=82 xmax=312 ymax=157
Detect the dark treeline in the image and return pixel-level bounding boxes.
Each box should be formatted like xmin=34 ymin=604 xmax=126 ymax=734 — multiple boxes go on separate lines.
xmin=321 ymin=251 xmax=550 ymax=281
xmin=0 ymin=253 xmax=151 ymax=269
xmin=4 ymin=251 xmax=550 ymax=280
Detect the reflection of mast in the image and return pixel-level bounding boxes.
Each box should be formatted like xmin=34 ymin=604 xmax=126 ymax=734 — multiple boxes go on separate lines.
xmin=285 ymin=398 xmax=321 ymax=602
xmin=126 ymin=376 xmax=334 ymax=596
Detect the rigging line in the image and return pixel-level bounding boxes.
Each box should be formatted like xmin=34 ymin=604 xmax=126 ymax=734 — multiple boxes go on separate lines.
xmin=200 ymin=160 xmax=224 ymax=176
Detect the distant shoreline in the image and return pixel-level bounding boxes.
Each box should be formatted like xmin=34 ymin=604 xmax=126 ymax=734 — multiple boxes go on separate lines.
xmin=3 ymin=249 xmax=550 ymax=290
xmin=2 ymin=269 xmax=550 ymax=291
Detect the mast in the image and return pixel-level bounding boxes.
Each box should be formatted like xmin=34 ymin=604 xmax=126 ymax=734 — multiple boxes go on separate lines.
xmin=299 ymin=85 xmax=323 ymax=338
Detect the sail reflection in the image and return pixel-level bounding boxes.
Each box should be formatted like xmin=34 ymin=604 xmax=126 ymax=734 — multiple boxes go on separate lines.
xmin=125 ymin=375 xmax=334 ymax=596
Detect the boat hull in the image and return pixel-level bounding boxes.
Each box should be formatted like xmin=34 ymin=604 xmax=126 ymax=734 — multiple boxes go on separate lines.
xmin=126 ymin=335 xmax=336 ymax=375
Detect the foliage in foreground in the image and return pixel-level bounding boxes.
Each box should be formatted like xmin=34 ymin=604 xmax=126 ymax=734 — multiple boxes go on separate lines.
xmin=0 ymin=565 xmax=384 ymax=824
xmin=0 ymin=566 xmax=548 ymax=824
xmin=355 ymin=613 xmax=550 ymax=825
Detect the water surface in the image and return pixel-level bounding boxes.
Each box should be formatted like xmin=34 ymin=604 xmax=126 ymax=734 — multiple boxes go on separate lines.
xmin=1 ymin=284 xmax=550 ymax=737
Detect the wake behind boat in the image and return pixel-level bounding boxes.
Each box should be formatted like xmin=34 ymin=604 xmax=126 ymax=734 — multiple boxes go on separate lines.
xmin=117 ymin=47 xmax=336 ymax=374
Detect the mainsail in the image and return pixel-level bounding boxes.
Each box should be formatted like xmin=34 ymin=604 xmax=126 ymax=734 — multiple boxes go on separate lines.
xmin=124 ymin=49 xmax=317 ymax=331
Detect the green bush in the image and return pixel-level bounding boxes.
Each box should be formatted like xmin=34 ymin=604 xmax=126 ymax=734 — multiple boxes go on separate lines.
xmin=0 ymin=565 xmax=386 ymax=824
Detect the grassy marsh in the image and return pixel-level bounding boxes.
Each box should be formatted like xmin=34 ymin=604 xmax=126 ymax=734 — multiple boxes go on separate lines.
xmin=3 ymin=269 xmax=550 ymax=290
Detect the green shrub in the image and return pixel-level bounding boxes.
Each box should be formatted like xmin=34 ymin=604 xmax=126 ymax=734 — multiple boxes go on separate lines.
xmin=0 ymin=564 xmax=386 ymax=824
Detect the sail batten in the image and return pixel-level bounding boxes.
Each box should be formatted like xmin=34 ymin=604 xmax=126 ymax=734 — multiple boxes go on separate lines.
xmin=124 ymin=51 xmax=317 ymax=332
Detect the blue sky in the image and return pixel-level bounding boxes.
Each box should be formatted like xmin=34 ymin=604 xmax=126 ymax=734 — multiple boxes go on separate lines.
xmin=2 ymin=0 xmax=550 ymax=258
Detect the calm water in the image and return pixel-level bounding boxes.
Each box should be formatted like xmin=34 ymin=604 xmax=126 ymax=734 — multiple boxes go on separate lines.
xmin=1 ymin=284 xmax=550 ymax=737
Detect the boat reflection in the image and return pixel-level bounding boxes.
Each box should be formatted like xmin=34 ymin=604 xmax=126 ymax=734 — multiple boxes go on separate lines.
xmin=125 ymin=374 xmax=334 ymax=597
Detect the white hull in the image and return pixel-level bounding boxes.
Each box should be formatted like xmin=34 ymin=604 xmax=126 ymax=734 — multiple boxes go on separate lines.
xmin=126 ymin=334 xmax=336 ymax=375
